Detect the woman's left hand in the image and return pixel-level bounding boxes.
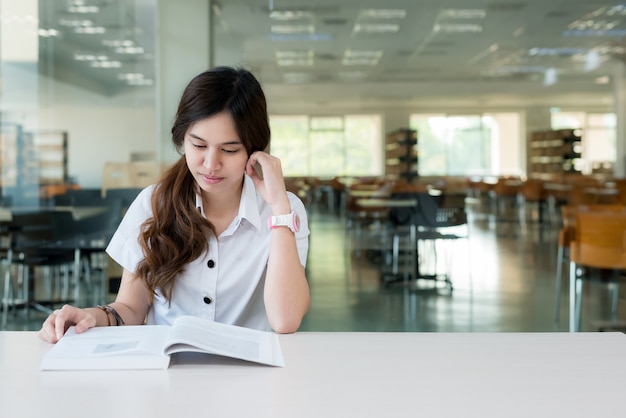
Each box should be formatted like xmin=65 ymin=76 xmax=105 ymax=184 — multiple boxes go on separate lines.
xmin=246 ymin=151 xmax=290 ymax=212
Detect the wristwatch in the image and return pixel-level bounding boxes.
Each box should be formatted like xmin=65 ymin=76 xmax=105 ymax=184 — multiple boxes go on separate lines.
xmin=268 ymin=211 xmax=300 ymax=233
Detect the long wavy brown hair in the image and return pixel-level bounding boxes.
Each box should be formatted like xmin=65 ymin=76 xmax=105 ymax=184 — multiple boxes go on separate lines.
xmin=135 ymin=67 xmax=270 ymax=301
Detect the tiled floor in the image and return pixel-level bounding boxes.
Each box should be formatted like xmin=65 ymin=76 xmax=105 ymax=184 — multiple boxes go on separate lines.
xmin=3 ymin=196 xmax=625 ymax=332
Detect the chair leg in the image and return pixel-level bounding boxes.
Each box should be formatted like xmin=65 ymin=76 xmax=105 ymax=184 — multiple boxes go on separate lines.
xmin=610 ymin=281 xmax=619 ymax=320
xmin=392 ymin=234 xmax=399 ymax=275
xmin=569 ymin=261 xmax=577 ymax=332
xmin=575 ymin=277 xmax=583 ymax=332
xmin=1 ymin=264 xmax=12 ymax=329
xmin=554 ymin=245 xmax=564 ymax=322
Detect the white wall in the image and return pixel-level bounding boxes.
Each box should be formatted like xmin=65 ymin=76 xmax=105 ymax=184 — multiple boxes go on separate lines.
xmin=34 ymin=76 xmax=157 ymax=188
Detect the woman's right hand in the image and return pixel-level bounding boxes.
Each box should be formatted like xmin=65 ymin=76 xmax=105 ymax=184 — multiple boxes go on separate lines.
xmin=38 ymin=304 xmax=97 ymax=343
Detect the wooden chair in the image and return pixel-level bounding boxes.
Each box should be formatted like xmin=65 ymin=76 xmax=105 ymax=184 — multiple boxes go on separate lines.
xmin=554 ymin=204 xmax=626 ymax=323
xmin=519 ymin=178 xmax=547 ymax=223
xmin=568 ymin=210 xmax=626 ymax=331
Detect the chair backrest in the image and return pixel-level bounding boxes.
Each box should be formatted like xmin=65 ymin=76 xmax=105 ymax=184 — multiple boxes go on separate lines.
xmin=388 ymin=192 xmax=418 ymax=226
xmin=571 ymin=211 xmax=626 ymax=269
xmin=415 ymin=192 xmax=467 ymax=228
xmin=8 ymin=211 xmax=57 ymax=248
xmin=104 ymin=188 xmax=142 ymax=211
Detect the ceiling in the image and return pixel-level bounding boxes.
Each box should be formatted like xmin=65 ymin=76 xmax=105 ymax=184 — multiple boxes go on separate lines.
xmin=35 ymin=0 xmax=626 ymax=109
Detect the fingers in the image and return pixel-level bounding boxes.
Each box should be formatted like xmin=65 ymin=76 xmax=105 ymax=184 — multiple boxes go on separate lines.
xmin=37 ymin=305 xmax=94 ymax=344
xmin=38 ymin=314 xmax=59 ymax=343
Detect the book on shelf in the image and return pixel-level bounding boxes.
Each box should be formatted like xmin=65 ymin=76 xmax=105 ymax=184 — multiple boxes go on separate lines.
xmin=40 ymin=315 xmax=285 ymax=370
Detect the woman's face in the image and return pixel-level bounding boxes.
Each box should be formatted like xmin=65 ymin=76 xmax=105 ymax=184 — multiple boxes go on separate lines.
xmin=184 ymin=112 xmax=248 ymax=197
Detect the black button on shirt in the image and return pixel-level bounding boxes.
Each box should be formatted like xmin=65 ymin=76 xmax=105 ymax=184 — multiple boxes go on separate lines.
xmin=207 ymin=259 xmax=215 ymax=268
xmin=203 ymin=296 xmax=212 ymax=304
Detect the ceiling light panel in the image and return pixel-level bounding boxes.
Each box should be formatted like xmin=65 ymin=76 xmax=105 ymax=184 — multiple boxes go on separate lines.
xmin=271 ymin=24 xmax=314 ymax=34
xmin=276 ymin=50 xmax=314 ymax=66
xmin=438 ymin=9 xmax=486 ymax=19
xmin=564 ymin=5 xmax=626 ymax=36
xmin=342 ymin=50 xmax=382 ymax=66
xmin=269 ymin=10 xmax=314 ymax=21
xmin=353 ymin=8 xmax=405 ymax=35
xmin=358 ymin=9 xmax=407 ymax=20
xmin=433 ymin=23 xmax=482 ymax=33
xmin=353 ymin=23 xmax=400 ymax=34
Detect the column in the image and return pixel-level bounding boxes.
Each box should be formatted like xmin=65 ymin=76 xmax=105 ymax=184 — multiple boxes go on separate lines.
xmin=613 ymin=61 xmax=626 ymax=178
xmin=156 ymin=0 xmax=212 ymax=163
xmin=524 ymin=106 xmax=552 ymax=176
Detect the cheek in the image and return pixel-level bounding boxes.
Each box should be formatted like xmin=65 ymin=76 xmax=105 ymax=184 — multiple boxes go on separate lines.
xmin=185 ymin=150 xmax=201 ymax=168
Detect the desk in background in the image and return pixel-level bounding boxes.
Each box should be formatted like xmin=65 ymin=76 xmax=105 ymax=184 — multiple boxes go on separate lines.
xmin=2 ymin=331 xmax=624 ymax=418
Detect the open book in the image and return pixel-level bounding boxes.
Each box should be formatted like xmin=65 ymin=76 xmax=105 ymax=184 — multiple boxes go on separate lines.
xmin=40 ymin=315 xmax=285 ymax=370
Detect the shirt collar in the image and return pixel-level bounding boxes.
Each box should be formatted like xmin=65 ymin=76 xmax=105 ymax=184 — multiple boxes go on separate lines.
xmin=194 ymin=174 xmax=263 ymax=232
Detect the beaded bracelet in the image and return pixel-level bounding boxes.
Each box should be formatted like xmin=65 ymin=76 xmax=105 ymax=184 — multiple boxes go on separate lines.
xmin=97 ymin=305 xmax=125 ymax=326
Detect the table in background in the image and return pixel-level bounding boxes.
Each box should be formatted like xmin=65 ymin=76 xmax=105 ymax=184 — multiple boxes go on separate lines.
xmin=0 ymin=206 xmax=108 ymax=222
xmin=3 ymin=331 xmax=623 ymax=418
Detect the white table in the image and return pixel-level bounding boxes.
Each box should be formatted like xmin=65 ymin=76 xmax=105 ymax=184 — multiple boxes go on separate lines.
xmin=1 ymin=331 xmax=625 ymax=417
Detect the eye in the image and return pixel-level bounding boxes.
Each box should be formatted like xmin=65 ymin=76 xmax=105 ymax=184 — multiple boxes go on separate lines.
xmin=222 ymin=147 xmax=241 ymax=154
xmin=192 ymin=143 xmax=206 ymax=149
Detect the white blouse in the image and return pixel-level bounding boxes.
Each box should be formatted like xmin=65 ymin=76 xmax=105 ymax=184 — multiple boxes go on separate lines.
xmin=106 ymin=174 xmax=309 ymax=331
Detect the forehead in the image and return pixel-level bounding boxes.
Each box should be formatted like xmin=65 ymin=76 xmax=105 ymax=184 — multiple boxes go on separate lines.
xmin=187 ymin=112 xmax=240 ymax=142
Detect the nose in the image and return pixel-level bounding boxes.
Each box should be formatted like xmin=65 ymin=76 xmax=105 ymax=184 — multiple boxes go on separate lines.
xmin=203 ymin=148 xmax=221 ymax=170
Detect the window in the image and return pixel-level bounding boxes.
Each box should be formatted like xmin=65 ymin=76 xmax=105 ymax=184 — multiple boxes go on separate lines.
xmin=410 ymin=113 xmax=522 ymax=176
xmin=270 ymin=114 xmax=382 ymax=177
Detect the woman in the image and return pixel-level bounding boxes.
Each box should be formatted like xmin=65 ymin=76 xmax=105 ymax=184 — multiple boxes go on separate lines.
xmin=39 ymin=66 xmax=310 ymax=343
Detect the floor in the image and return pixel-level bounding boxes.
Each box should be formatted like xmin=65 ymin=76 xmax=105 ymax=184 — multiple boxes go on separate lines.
xmin=3 ymin=195 xmax=625 ymax=333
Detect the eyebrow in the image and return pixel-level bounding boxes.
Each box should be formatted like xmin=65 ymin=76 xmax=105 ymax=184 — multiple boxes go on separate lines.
xmin=188 ymin=132 xmax=242 ymax=145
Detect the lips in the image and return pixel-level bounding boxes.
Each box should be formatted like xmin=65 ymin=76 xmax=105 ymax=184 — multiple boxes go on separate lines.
xmin=201 ymin=174 xmax=223 ymax=185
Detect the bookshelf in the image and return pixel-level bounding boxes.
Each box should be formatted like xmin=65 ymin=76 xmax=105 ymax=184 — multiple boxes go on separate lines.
xmin=0 ymin=124 xmax=69 ymax=204
xmin=385 ymin=128 xmax=418 ymax=182
xmin=529 ymin=129 xmax=582 ymax=178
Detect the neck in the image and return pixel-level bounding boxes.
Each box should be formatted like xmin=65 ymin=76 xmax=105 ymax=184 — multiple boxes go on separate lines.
xmin=200 ymin=178 xmax=243 ymax=217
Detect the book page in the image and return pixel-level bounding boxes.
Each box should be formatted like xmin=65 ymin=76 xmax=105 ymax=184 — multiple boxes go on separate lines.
xmin=165 ymin=316 xmax=285 ymax=367
xmin=41 ymin=325 xmax=171 ymax=370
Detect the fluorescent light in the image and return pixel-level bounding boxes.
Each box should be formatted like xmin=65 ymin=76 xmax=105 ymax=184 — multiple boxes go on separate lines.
xmin=270 ymin=10 xmax=314 ymax=21
xmin=358 ymin=9 xmax=406 ymax=19
xmin=271 ymin=33 xmax=332 ymax=41
xmin=74 ymin=53 xmax=109 ymax=61
xmin=75 ymin=26 xmax=105 ymax=34
xmin=115 ymin=46 xmax=145 ymax=54
xmin=38 ymin=28 xmax=59 ymax=37
xmin=90 ymin=60 xmax=121 ymax=68
xmin=543 ymin=68 xmax=558 ymax=86
xmin=353 ymin=23 xmax=399 ymax=33
xmin=433 ymin=23 xmax=482 ymax=33
xmin=59 ymin=19 xmax=93 ymax=27
xmin=119 ymin=73 xmax=154 ymax=86
xmin=342 ymin=50 xmax=382 ymax=66
xmin=584 ymin=50 xmax=601 ymax=71
xmin=271 ymin=24 xmax=314 ymax=34
xmin=276 ymin=50 xmax=314 ymax=66
xmin=67 ymin=5 xmax=99 ymax=13
xmin=439 ymin=9 xmax=486 ymax=19
xmin=528 ymin=47 xmax=586 ymax=56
